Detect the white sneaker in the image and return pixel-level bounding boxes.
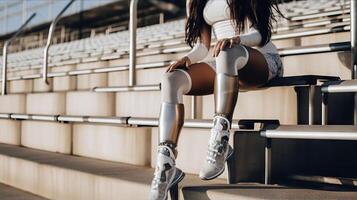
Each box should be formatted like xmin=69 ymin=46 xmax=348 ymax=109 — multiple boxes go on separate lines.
xmin=149 ymin=145 xmax=185 ymax=200
xmin=199 ymin=116 xmax=234 ymax=180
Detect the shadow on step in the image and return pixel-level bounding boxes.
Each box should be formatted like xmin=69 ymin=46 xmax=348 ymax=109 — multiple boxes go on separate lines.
xmin=182 ymin=183 xmax=357 ymax=200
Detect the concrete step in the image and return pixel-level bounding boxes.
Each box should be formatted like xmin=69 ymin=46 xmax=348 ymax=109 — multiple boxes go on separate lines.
xmin=108 ymin=67 xmax=166 ymax=87
xmin=33 ymin=78 xmax=52 ymax=93
xmin=0 ymin=82 xmax=312 ymax=126
xmin=77 ymin=73 xmax=107 ymax=90
xmin=115 ymin=90 xmax=194 ymax=118
xmin=51 ymin=65 xmax=77 ymax=92
xmin=76 ymin=61 xmax=109 ymax=90
xmin=3 ymin=115 xmax=237 ymax=170
xmin=76 ymin=61 xmax=108 ymax=70
xmin=13 ymin=86 xmax=296 ymax=124
xmin=7 ymin=66 xmax=75 ymax=94
xmin=8 ymin=68 xmax=39 ymax=78
xmin=53 ymin=76 xmax=76 ymax=92
xmin=0 ymin=183 xmax=47 ymax=200
xmin=300 ymin=31 xmax=349 ymax=46
xmin=283 ymin=51 xmax=351 ymax=80
xmin=202 ymin=87 xmax=297 ymax=124
xmin=0 ymin=119 xmax=21 ymax=145
xmin=21 ymin=120 xmax=72 ymax=154
xmin=0 ymin=143 xmax=225 ymax=200
xmin=1 ymin=117 xmax=152 ymax=165
xmin=182 ymin=183 xmax=357 ymax=200
xmin=273 ymin=30 xmax=349 ymax=49
xmin=72 ymin=123 xmax=152 ymax=166
xmin=1 ymin=144 xmax=355 ymax=200
xmin=0 ymin=94 xmax=26 ymax=114
xmin=66 ymin=91 xmax=115 ymax=116
xmin=108 ymin=51 xmax=186 ymax=68
xmin=8 ymin=79 xmax=33 ymax=94
xmin=26 ymin=92 xmax=66 ymax=115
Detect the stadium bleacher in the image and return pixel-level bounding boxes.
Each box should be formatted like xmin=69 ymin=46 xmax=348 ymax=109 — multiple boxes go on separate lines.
xmin=0 ymin=0 xmax=356 ymax=199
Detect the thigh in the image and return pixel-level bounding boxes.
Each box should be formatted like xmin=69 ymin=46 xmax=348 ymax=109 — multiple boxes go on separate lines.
xmin=181 ymin=62 xmax=216 ymax=96
xmin=238 ymin=46 xmax=270 ymax=88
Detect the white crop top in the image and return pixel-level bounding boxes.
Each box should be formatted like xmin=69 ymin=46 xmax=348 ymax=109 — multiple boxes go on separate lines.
xmin=203 ymin=0 xmax=278 ymax=54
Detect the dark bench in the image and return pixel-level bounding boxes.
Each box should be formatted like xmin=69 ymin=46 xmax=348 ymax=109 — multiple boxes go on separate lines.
xmin=321 ymin=79 xmax=357 ymax=124
xmin=260 ymin=125 xmax=357 ymax=184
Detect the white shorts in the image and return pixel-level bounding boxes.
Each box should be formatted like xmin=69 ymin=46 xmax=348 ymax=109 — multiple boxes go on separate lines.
xmin=203 ymin=53 xmax=284 ymax=81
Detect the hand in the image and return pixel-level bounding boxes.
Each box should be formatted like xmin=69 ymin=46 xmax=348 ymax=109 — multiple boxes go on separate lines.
xmin=166 ymin=56 xmax=192 ymax=72
xmin=212 ymin=36 xmax=241 ymax=57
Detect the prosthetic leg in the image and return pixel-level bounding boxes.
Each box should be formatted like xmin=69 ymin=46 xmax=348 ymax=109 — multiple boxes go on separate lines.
xmin=200 ymin=44 xmax=249 ymax=180
xmin=150 ymin=69 xmax=191 ymax=200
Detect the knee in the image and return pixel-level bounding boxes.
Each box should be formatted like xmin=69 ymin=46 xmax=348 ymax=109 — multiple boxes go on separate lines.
xmin=219 ymin=44 xmax=248 ymax=59
xmin=216 ymin=44 xmax=249 ymax=74
xmin=160 ymin=70 xmax=191 ymax=103
xmin=161 ymin=71 xmax=179 ymax=92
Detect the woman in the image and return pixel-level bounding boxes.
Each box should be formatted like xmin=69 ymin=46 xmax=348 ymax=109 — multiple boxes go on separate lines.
xmin=150 ymin=0 xmax=284 ymax=199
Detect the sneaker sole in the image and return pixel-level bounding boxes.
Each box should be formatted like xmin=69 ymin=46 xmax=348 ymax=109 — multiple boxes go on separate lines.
xmin=163 ymin=170 xmax=185 ymax=200
xmin=200 ymin=147 xmax=234 ymax=181
xmin=170 ymin=170 xmax=185 ymax=187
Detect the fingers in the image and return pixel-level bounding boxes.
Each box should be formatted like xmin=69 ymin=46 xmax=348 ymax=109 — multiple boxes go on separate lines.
xmin=213 ymin=37 xmax=241 ymax=57
xmin=219 ymin=39 xmax=229 ymax=52
xmin=166 ymin=58 xmax=187 ymax=72
xmin=166 ymin=62 xmax=179 ymax=72
xmin=166 ymin=62 xmax=176 ymax=72
xmin=234 ymin=36 xmax=241 ymax=45
xmin=229 ymin=38 xmax=234 ymax=48
xmin=212 ymin=40 xmax=221 ymax=57
xmin=213 ymin=39 xmax=229 ymax=57
xmin=184 ymin=56 xmax=192 ymax=67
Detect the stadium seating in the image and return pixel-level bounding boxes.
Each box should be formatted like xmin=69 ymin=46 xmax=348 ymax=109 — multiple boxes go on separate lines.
xmin=0 ymin=0 xmax=355 ymax=199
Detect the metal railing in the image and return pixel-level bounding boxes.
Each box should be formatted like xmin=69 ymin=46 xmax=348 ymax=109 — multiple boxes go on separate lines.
xmin=262 ymin=125 xmax=357 ymax=140
xmin=94 ymin=84 xmax=160 ymax=92
xmin=43 ymin=0 xmax=75 ymax=85
xmin=290 ymin=9 xmax=350 ymax=21
xmin=278 ymin=42 xmax=350 ymax=57
xmin=351 ymin=0 xmax=357 ymax=124
xmin=1 ymin=13 xmax=36 ymax=96
xmin=0 ymin=113 xmax=241 ymax=129
xmin=353 ymin=0 xmax=357 ymax=79
xmin=129 ymin=0 xmax=138 ymax=86
xmin=322 ymin=80 xmax=357 ymax=93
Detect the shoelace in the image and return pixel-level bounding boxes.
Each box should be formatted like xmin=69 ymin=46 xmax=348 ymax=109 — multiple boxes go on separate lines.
xmin=207 ymin=140 xmax=225 ymax=164
xmin=206 ymin=126 xmax=229 ymax=164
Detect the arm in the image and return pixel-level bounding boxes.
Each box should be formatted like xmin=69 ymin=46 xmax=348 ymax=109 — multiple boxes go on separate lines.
xmin=199 ymin=23 xmax=212 ymax=52
xmin=184 ymin=23 xmax=212 ymax=64
xmin=167 ymin=1 xmax=211 ymax=72
xmin=212 ymin=27 xmax=262 ymax=57
xmin=184 ymin=0 xmax=211 ymax=64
